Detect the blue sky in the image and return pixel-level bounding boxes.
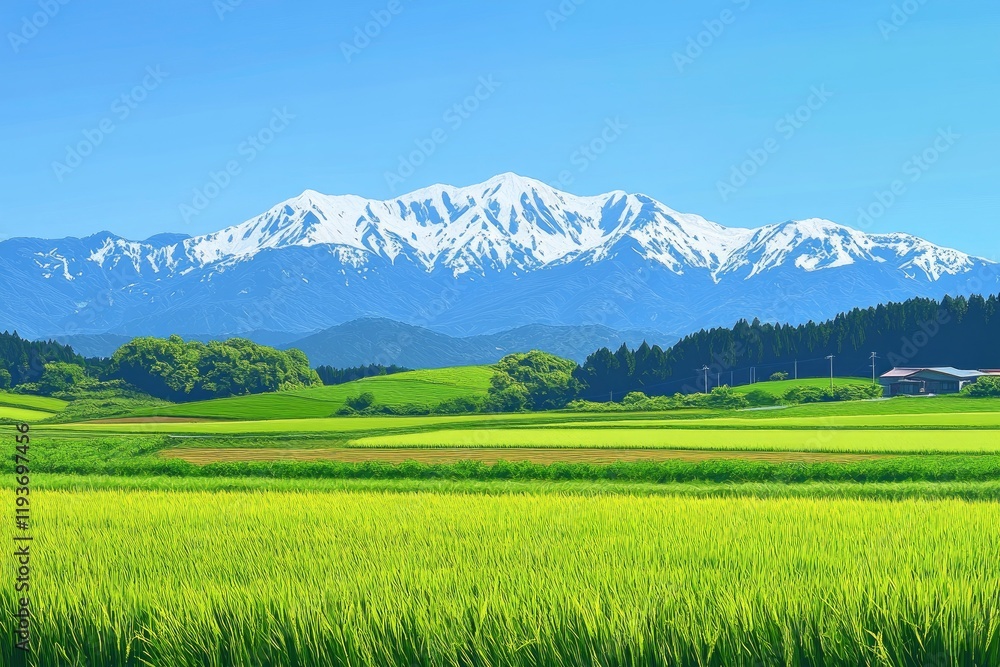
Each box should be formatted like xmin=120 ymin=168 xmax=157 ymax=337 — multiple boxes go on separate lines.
xmin=2 ymin=0 xmax=998 ymax=258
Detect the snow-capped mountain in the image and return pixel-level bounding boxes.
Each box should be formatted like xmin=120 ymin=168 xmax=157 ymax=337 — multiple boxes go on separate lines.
xmin=1 ymin=173 xmax=996 ymax=340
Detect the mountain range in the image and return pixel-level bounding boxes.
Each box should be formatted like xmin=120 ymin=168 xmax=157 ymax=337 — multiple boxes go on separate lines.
xmin=3 ymin=173 xmax=996 ymax=342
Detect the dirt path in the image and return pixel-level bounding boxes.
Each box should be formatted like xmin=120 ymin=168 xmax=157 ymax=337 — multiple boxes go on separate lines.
xmin=161 ymin=447 xmax=885 ymax=465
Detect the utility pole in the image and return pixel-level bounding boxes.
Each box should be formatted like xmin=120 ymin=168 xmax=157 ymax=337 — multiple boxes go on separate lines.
xmin=731 ymin=371 xmax=734 ymax=387
xmin=700 ymin=365 xmax=710 ymax=393
xmin=794 ymin=360 xmax=798 ymax=380
xmin=870 ymin=352 xmax=878 ymax=385
xmin=717 ymin=372 xmax=721 ymax=388
xmin=826 ymin=355 xmax=835 ymax=388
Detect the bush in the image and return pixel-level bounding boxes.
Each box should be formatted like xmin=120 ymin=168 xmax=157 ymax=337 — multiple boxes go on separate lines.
xmin=784 ymin=383 xmax=883 ymax=404
xmin=963 ymin=376 xmax=1000 ymax=398
xmin=622 ymin=391 xmax=649 ymax=406
xmin=432 ymin=396 xmax=485 ymax=415
xmin=745 ymin=389 xmax=779 ymax=407
xmin=769 ymin=372 xmax=789 ymax=382
xmin=706 ymin=386 xmax=749 ymax=410
xmin=0 ymin=368 xmax=11 ymax=390
xmin=344 ymin=392 xmax=376 ymax=411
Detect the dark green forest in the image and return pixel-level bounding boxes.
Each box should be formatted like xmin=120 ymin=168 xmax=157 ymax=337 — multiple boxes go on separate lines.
xmin=315 ymin=363 xmax=411 ymax=386
xmin=0 ymin=331 xmax=85 ymax=388
xmin=575 ymin=293 xmax=1000 ymax=400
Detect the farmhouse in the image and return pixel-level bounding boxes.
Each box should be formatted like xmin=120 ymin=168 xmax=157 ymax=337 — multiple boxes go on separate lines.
xmin=878 ymin=367 xmax=993 ymax=396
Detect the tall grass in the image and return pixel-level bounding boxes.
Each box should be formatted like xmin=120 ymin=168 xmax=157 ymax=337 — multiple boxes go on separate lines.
xmin=12 ymin=435 xmax=1000 ymax=484
xmin=3 ymin=490 xmax=998 ymax=666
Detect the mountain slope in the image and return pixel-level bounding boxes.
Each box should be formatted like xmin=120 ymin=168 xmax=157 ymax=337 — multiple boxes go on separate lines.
xmin=1 ymin=174 xmax=996 ymax=339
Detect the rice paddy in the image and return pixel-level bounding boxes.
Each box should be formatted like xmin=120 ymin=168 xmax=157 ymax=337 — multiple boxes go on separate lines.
xmin=3 ymin=489 xmax=998 ymax=667
xmin=9 ymin=373 xmax=1000 ymax=665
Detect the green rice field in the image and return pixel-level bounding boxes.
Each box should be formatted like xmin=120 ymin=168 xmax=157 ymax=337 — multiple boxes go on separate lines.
xmin=0 ymin=404 xmax=57 ymax=422
xmin=351 ymin=427 xmax=1000 ymax=453
xmin=0 ymin=391 xmax=68 ymax=413
xmin=3 ymin=489 xmax=997 ymax=666
xmin=8 ymin=372 xmax=1000 ymax=665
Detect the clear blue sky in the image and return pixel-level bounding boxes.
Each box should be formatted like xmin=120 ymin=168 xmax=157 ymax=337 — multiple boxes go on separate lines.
xmin=2 ymin=0 xmax=998 ymax=259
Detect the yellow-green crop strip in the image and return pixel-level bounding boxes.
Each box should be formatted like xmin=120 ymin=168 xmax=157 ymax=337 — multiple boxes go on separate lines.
xmin=3 ymin=490 xmax=998 ymax=666
xmin=350 ymin=427 xmax=1000 ymax=454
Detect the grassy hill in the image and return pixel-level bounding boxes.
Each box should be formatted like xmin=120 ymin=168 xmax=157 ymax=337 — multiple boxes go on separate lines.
xmin=0 ymin=391 xmax=68 ymax=422
xmin=130 ymin=366 xmax=495 ymax=421
xmin=731 ymin=377 xmax=874 ymax=397
xmin=0 ymin=391 xmax=69 ymax=413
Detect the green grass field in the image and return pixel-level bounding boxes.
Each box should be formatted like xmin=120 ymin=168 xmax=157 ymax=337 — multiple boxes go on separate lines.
xmin=0 ymin=404 xmax=59 ymax=421
xmin=351 ymin=427 xmax=1000 ymax=453
xmin=3 ymin=489 xmax=997 ymax=666
xmin=10 ymin=369 xmax=1000 ymax=666
xmin=0 ymin=390 xmax=67 ymax=416
xmin=128 ymin=366 xmax=495 ymax=420
xmin=731 ymin=376 xmax=873 ymax=395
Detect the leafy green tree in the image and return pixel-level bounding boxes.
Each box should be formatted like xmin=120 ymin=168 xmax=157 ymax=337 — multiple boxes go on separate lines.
xmin=0 ymin=368 xmax=10 ymax=390
xmin=38 ymin=362 xmax=88 ymax=395
xmin=769 ymin=372 xmax=789 ymax=382
xmin=489 ymin=351 xmax=581 ymax=412
xmin=963 ymin=376 xmax=1000 ymax=398
xmin=106 ymin=336 xmax=321 ymax=402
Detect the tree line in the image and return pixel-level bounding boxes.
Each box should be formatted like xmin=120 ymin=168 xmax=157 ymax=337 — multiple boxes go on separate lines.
xmin=315 ymin=363 xmax=410 ymax=386
xmin=574 ymin=293 xmax=1000 ymax=400
xmin=0 ymin=331 xmax=85 ymax=389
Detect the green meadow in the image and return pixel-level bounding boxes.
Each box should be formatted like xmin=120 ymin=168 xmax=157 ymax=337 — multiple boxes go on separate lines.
xmin=128 ymin=366 xmax=495 ymax=420
xmin=2 ymin=490 xmax=998 ymax=666
xmin=6 ymin=366 xmax=1000 ymax=666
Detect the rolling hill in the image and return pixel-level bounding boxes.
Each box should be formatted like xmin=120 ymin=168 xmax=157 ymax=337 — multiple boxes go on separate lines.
xmin=129 ymin=366 xmax=495 ymax=421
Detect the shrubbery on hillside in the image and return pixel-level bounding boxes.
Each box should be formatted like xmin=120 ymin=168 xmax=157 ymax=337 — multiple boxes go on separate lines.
xmin=488 ymin=351 xmax=581 ymax=412
xmin=106 ymin=336 xmax=321 ymax=402
xmin=963 ymin=376 xmax=1000 ymax=398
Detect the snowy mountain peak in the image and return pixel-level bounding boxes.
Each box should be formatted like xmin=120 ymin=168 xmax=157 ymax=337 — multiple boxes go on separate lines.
xmin=2 ymin=173 xmax=997 ymax=340
xmin=12 ymin=174 xmax=990 ymax=287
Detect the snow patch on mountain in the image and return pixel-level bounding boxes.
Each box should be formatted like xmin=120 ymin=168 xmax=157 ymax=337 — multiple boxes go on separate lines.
xmin=28 ymin=173 xmax=990 ymax=286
